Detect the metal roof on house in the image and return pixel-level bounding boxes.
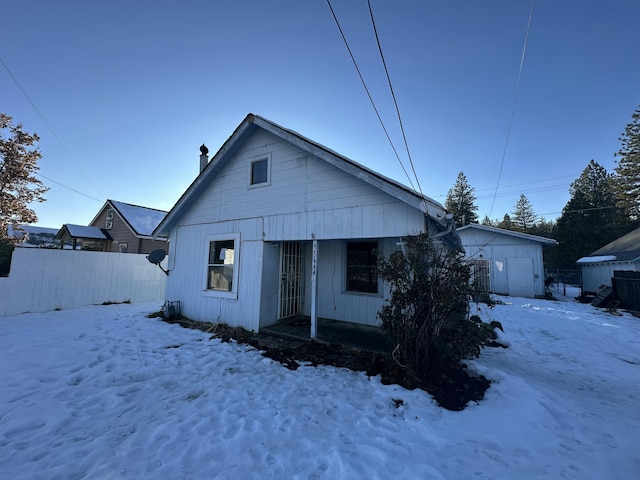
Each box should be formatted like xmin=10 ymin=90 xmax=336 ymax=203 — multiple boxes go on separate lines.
xmin=577 ymin=226 xmax=640 ymax=264
xmin=56 ymin=224 xmax=111 ymax=240
xmin=106 ymin=200 xmax=167 ymax=237
xmin=154 ymin=113 xmax=450 ymax=239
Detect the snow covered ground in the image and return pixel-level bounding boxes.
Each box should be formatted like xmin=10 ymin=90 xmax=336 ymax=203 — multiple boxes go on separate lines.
xmin=0 ymin=292 xmax=638 ymax=479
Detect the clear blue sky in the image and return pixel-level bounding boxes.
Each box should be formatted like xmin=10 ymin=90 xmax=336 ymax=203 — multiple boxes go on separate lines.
xmin=2 ymin=0 xmax=639 ymax=228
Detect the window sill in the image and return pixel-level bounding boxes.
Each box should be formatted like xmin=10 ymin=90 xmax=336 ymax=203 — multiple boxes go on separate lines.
xmin=202 ymin=289 xmax=238 ymax=300
xmin=344 ymin=290 xmax=383 ymax=298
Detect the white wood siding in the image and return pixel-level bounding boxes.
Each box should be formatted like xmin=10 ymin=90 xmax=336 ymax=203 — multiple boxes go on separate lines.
xmin=178 ymin=129 xmax=425 ymax=239
xmin=581 ymin=261 xmax=640 ymax=292
xmin=299 ymin=238 xmax=398 ymax=326
xmin=165 ymin=219 xmax=264 ymax=331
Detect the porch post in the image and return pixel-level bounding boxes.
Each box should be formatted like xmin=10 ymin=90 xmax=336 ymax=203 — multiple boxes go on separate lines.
xmin=310 ymin=237 xmax=318 ymax=339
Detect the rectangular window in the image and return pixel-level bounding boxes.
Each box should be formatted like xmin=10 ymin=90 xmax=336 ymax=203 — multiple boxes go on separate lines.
xmin=207 ymin=239 xmax=235 ymax=292
xmin=346 ymin=241 xmax=378 ymax=294
xmin=250 ymin=158 xmax=269 ymax=185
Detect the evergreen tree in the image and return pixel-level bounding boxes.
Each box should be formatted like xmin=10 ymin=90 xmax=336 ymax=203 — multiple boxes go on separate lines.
xmin=529 ymin=218 xmax=556 ymax=238
xmin=498 ymin=214 xmax=513 ymax=230
xmin=481 ymin=215 xmax=494 ymax=227
xmin=444 ymin=172 xmax=478 ymax=227
xmin=0 ymin=114 xmax=48 ymax=245
xmin=512 ymin=194 xmax=538 ymax=232
xmin=613 ymin=105 xmax=640 ymax=222
xmin=552 ymin=160 xmax=621 ymax=268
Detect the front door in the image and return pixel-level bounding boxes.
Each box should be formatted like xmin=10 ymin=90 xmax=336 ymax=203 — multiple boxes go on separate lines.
xmin=278 ymin=241 xmax=302 ymax=319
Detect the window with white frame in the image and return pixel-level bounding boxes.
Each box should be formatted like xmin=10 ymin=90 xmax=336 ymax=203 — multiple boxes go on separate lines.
xmin=207 ymin=238 xmax=236 ymax=292
xmin=346 ymin=240 xmax=379 ymax=294
xmin=250 ymin=157 xmax=269 ymax=186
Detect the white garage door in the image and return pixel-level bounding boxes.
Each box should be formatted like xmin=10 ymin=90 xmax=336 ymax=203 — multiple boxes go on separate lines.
xmin=507 ymin=257 xmax=535 ymax=298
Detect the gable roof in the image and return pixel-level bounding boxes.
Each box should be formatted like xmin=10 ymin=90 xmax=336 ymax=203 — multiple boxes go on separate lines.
xmin=91 ymin=200 xmax=167 ymax=238
xmin=577 ymin=226 xmax=640 ymax=264
xmin=458 ymin=224 xmax=557 ymax=245
xmin=153 ymin=114 xmax=449 ymax=239
xmin=55 ymin=224 xmax=111 ymax=241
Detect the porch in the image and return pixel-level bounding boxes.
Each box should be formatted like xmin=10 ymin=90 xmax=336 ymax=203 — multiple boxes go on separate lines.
xmin=260 ymin=316 xmax=392 ymax=354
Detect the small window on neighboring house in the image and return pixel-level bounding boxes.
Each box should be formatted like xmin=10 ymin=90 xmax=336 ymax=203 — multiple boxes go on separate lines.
xmin=118 ymin=243 xmax=128 ymax=253
xmin=250 ymin=158 xmax=269 ymax=185
xmin=346 ymin=241 xmax=379 ymax=294
xmin=207 ymin=239 xmax=236 ymax=292
xmin=105 ymin=209 xmax=114 ymax=229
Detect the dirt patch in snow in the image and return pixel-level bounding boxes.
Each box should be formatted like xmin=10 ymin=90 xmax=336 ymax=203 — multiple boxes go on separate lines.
xmin=155 ymin=315 xmax=491 ymax=411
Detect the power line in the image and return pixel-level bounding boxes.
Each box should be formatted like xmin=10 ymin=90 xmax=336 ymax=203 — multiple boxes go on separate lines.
xmin=433 ymin=173 xmax=579 ymax=200
xmin=326 ymin=0 xmax=417 ymax=192
xmin=476 ymin=183 xmax=570 ymax=200
xmin=0 ymin=56 xmax=103 ymax=198
xmin=35 ymin=172 xmax=103 ymax=203
xmin=488 ymin=0 xmax=535 ymax=217
xmin=367 ymin=0 xmax=424 ymax=199
xmin=540 ymin=205 xmax=617 ymax=216
xmin=475 ymin=174 xmax=578 ymax=195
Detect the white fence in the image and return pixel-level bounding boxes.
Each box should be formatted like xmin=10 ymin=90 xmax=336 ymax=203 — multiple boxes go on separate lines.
xmin=0 ymin=248 xmax=167 ymax=316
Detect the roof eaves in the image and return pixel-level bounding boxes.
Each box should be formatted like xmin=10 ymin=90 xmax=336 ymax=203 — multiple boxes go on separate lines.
xmin=458 ymin=224 xmax=557 ymax=245
xmin=153 ymin=115 xmax=258 ymax=238
xmin=251 ymin=115 xmax=447 ymax=223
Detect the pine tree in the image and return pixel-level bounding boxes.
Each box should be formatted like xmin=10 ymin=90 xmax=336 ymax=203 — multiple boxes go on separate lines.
xmin=444 ymin=172 xmax=478 ymax=227
xmin=481 ymin=215 xmax=494 ymax=226
xmin=0 ymin=114 xmax=48 ymax=245
xmin=613 ymin=105 xmax=640 ymax=222
xmin=552 ymin=160 xmax=621 ymax=268
xmin=498 ymin=214 xmax=513 ymax=230
xmin=512 ymin=195 xmax=538 ymax=232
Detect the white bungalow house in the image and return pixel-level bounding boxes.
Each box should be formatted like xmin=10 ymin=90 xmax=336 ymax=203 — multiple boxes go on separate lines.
xmin=577 ymin=226 xmax=640 ymax=294
xmin=457 ymin=224 xmax=556 ymax=298
xmin=153 ymin=114 xmax=460 ymax=335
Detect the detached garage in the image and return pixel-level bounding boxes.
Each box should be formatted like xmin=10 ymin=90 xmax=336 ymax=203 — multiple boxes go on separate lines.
xmin=458 ymin=224 xmax=557 ymax=299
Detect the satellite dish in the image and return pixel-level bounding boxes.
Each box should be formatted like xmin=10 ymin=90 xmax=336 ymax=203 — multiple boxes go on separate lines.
xmin=146 ymin=249 xmax=168 ymax=275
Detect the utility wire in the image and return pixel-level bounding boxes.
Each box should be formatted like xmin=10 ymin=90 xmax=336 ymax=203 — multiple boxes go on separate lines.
xmin=0 ymin=56 xmax=103 ymax=198
xmin=488 ymin=0 xmax=535 ymax=217
xmin=538 ymin=205 xmax=617 ymax=217
xmin=35 ymin=172 xmax=103 ymax=203
xmin=367 ymin=0 xmax=424 ymax=199
xmin=475 ymin=183 xmax=570 ymax=200
xmin=326 ymin=0 xmax=417 ymax=192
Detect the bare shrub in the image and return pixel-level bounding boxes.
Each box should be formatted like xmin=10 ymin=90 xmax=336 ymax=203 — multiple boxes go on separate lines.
xmin=378 ymin=233 xmax=496 ymax=380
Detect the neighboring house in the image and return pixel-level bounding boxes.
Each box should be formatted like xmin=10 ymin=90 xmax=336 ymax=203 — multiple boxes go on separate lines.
xmin=55 ymin=225 xmax=112 ymax=251
xmin=56 ymin=200 xmax=168 ymax=253
xmin=458 ymin=224 xmax=557 ymax=299
xmin=577 ymin=226 xmax=640 ymax=294
xmin=153 ymin=113 xmax=460 ymax=335
xmin=7 ymin=225 xmax=65 ymax=248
